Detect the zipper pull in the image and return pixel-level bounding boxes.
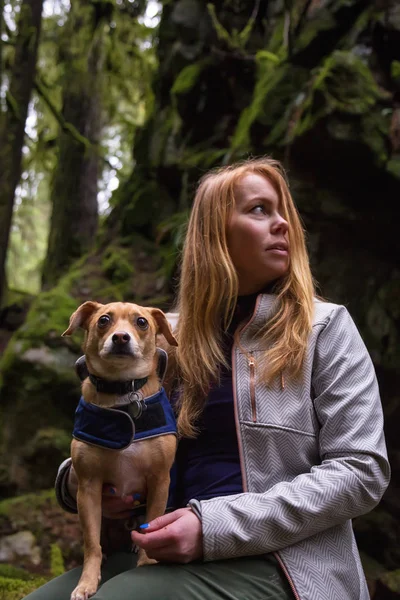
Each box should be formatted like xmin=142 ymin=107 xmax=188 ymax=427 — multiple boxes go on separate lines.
xmin=248 ymin=355 xmax=256 ymax=422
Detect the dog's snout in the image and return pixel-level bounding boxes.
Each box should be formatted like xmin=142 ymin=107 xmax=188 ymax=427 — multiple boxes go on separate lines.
xmin=112 ymin=332 xmax=131 ymax=345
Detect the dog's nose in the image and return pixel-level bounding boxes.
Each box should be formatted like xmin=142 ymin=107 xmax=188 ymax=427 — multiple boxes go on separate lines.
xmin=112 ymin=332 xmax=131 ymax=345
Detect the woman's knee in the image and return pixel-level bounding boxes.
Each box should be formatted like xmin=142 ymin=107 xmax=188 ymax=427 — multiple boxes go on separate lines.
xmin=22 ymin=568 xmax=83 ymax=600
xmin=94 ymin=564 xmax=187 ymax=600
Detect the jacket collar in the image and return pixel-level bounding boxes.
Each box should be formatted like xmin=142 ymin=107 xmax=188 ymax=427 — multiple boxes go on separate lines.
xmin=238 ymin=293 xmax=279 ymax=352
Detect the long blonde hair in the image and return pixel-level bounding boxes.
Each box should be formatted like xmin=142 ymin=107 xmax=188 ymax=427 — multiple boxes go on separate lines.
xmin=175 ymin=157 xmax=315 ymax=437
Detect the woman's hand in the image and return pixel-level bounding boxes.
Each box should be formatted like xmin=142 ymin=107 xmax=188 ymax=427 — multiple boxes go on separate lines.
xmin=67 ymin=465 xmax=143 ymax=519
xmin=130 ymin=507 xmax=203 ymax=563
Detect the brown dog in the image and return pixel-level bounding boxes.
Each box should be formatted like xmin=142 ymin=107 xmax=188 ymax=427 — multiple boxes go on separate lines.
xmin=62 ymin=301 xmax=178 ymax=600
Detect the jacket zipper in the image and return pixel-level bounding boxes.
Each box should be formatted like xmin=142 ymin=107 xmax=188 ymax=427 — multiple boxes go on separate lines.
xmin=232 ymin=294 xmax=300 ymax=599
xmin=248 ymin=355 xmax=256 ymax=422
xmin=231 ymin=342 xmax=248 ymax=491
xmin=231 ymin=294 xmax=263 ymax=492
xmin=274 ymin=552 xmax=301 ymax=600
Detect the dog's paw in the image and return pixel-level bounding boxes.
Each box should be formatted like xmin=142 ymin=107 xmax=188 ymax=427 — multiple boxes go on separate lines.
xmin=137 ymin=549 xmax=158 ymax=567
xmin=70 ymin=577 xmax=100 ymax=600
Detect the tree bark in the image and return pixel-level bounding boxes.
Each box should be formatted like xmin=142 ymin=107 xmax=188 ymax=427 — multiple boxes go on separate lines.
xmin=41 ymin=1 xmax=105 ymax=289
xmin=0 ymin=0 xmax=3 ymax=93
xmin=0 ymin=0 xmax=43 ymax=303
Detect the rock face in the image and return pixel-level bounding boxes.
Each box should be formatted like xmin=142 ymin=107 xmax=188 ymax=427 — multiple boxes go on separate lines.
xmin=0 ymin=0 xmax=399 ymax=595
xmin=0 ymin=239 xmax=171 ymax=495
xmin=112 ymin=0 xmax=400 ymax=590
xmin=0 ymin=531 xmax=41 ymax=565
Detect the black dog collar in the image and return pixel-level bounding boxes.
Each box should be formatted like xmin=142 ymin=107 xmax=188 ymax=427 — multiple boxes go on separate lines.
xmin=74 ymin=351 xmax=168 ymax=389
xmin=88 ymin=373 xmax=148 ymax=396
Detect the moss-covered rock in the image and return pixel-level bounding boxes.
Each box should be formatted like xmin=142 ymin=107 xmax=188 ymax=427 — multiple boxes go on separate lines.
xmin=0 ymin=569 xmax=47 ymax=600
xmin=0 ymin=235 xmax=172 ymax=495
xmin=0 ymin=491 xmax=80 ymax=599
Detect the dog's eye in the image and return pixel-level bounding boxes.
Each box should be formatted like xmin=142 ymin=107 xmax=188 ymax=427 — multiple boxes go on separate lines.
xmin=136 ymin=317 xmax=148 ymax=330
xmin=98 ymin=315 xmax=111 ymax=328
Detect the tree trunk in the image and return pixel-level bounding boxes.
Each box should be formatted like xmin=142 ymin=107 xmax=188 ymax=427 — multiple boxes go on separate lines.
xmin=0 ymin=0 xmax=3 ymax=93
xmin=0 ymin=0 xmax=43 ymax=304
xmin=41 ymin=1 xmax=105 ymax=289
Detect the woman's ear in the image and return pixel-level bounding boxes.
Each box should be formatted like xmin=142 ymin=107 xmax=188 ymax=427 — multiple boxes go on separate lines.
xmin=62 ymin=301 xmax=103 ymax=336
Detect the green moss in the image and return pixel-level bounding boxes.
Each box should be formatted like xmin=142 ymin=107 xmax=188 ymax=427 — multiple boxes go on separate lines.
xmin=1 ymin=288 xmax=33 ymax=311
xmin=292 ymin=51 xmax=387 ymax=139
xmin=295 ymin=9 xmax=336 ymax=52
xmin=0 ymin=574 xmax=47 ymax=599
xmin=0 ymin=564 xmax=35 ymax=581
xmin=391 ymin=60 xmax=400 ymax=81
xmin=380 ymin=569 xmax=400 ymax=593
xmin=171 ymin=61 xmax=209 ymax=96
xmin=359 ymin=111 xmax=390 ymax=165
xmin=359 ymin=552 xmax=387 ymax=581
xmin=102 ymin=245 xmax=135 ymax=283
xmin=120 ymin=174 xmax=176 ymax=232
xmin=180 ymin=147 xmax=228 ymax=169
xmin=387 ymin=155 xmax=400 ymax=180
xmin=16 ymin=288 xmax=78 ymax=347
xmin=144 ymin=105 xmax=181 ymax=167
xmin=50 ymin=543 xmax=65 ymax=577
xmin=266 ymin=15 xmax=285 ymax=55
xmin=157 ymin=210 xmax=189 ymax=279
xmin=2 ymin=259 xmax=90 ymax=356
xmin=0 ymin=565 xmax=48 ymax=599
xmin=23 ymin=428 xmax=71 ymax=460
xmin=231 ymin=54 xmax=285 ymax=150
xmin=207 ymin=3 xmax=256 ymax=51
xmin=0 ymin=489 xmax=56 ymax=518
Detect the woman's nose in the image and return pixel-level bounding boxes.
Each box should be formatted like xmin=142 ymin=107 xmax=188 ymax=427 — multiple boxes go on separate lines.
xmin=272 ymin=214 xmax=288 ymax=234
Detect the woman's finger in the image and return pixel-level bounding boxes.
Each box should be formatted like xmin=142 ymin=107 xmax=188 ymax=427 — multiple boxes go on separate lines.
xmin=131 ymin=527 xmax=174 ymax=550
xmin=137 ymin=508 xmax=188 ymax=532
xmin=145 ymin=547 xmax=185 ymax=563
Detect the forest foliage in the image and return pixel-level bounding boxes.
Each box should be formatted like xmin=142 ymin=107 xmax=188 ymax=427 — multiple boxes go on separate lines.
xmin=1 ymin=0 xmax=157 ymax=296
xmin=0 ymin=0 xmax=400 ymax=596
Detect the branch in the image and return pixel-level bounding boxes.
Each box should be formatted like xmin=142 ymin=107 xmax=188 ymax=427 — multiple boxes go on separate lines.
xmin=33 ymin=76 xmax=115 ymax=171
xmin=283 ymin=6 xmax=292 ymax=58
xmin=294 ymin=0 xmax=313 ymax=39
xmin=34 ymin=76 xmax=91 ymax=149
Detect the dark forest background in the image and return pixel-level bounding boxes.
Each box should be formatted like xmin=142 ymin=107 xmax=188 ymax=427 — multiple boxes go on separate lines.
xmin=0 ymin=0 xmax=399 ymax=597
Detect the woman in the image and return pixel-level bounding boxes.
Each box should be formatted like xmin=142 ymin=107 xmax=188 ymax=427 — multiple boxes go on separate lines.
xmin=25 ymin=158 xmax=390 ymax=600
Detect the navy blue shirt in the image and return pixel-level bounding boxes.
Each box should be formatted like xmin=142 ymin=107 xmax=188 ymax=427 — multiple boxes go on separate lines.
xmin=174 ymin=293 xmax=259 ymax=508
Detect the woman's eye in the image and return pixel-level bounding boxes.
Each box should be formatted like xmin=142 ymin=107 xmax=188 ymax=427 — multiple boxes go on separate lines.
xmin=251 ymin=205 xmax=266 ymax=215
xmin=136 ymin=317 xmax=148 ymax=330
xmin=98 ymin=315 xmax=111 ymax=328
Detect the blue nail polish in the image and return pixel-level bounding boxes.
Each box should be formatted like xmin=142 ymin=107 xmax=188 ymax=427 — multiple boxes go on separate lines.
xmin=134 ymin=493 xmax=141 ymax=500
xmin=140 ymin=523 xmax=149 ymax=529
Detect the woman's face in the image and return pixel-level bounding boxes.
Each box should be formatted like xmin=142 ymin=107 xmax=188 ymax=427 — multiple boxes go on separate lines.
xmin=227 ymin=173 xmax=289 ymax=295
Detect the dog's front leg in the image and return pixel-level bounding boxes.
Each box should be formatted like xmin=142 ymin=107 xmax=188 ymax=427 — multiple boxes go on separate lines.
xmin=71 ymin=478 xmax=103 ymax=600
xmin=136 ymin=473 xmax=170 ymax=567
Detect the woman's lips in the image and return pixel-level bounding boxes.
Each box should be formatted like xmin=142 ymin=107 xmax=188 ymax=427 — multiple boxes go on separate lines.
xmin=266 ymin=247 xmax=289 ymax=255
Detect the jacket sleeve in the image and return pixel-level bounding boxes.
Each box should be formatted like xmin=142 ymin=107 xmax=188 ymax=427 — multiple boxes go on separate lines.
xmin=189 ymin=305 xmax=391 ymax=561
xmin=55 ymin=457 xmax=78 ymax=513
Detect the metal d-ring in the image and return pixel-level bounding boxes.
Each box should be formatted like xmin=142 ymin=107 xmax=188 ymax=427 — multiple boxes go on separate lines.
xmin=128 ymin=392 xmax=144 ymax=419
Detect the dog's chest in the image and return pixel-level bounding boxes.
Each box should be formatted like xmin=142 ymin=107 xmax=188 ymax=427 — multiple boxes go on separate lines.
xmin=73 ymin=439 xmax=156 ymax=497
xmin=106 ymin=443 xmax=150 ymax=496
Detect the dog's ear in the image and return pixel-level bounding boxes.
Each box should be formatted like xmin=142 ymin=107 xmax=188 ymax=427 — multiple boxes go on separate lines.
xmin=149 ymin=308 xmax=178 ymax=347
xmin=62 ymin=301 xmax=103 ymax=336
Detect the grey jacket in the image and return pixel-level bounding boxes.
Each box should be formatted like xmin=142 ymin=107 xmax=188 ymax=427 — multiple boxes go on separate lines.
xmin=189 ymin=294 xmax=390 ymax=600
xmin=56 ymin=294 xmax=390 ymax=599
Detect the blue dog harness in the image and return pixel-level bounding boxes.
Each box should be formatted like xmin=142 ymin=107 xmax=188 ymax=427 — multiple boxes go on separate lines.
xmin=73 ymin=387 xmax=177 ymax=450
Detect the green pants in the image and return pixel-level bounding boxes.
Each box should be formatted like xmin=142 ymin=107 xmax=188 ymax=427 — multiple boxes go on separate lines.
xmin=24 ymin=552 xmax=294 ymax=600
